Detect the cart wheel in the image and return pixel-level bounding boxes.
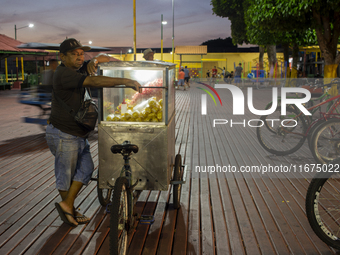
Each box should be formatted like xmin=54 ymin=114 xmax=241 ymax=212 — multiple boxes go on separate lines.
xmin=97 ymin=176 xmax=113 ymax=206
xmin=173 ymin=154 xmax=182 ymax=209
xmin=110 ymin=177 xmax=130 ymax=255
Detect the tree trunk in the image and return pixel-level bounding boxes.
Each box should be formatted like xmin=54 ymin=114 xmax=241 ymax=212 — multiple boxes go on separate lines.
xmin=266 ymin=45 xmax=276 ymax=78
xmin=259 ymin=46 xmax=265 ymax=70
xmin=282 ymin=43 xmax=290 ymax=77
xmin=312 ymin=8 xmax=340 ymax=78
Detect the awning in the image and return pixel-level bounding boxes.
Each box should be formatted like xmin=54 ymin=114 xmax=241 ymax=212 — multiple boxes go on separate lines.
xmin=17 ymin=42 xmax=111 ymax=52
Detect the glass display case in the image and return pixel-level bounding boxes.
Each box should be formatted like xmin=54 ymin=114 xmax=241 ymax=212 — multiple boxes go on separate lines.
xmin=97 ymin=61 xmax=176 ymax=191
xmin=99 ymin=61 xmax=176 ymax=125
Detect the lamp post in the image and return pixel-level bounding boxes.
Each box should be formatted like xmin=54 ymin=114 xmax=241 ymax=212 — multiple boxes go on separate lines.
xmin=172 ymin=0 xmax=175 ymax=63
xmin=14 ymin=23 xmax=34 ymax=40
xmin=161 ymin=15 xmax=167 ymax=61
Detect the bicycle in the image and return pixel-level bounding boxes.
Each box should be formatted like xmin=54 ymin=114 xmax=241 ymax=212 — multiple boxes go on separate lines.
xmin=309 ymin=117 xmax=340 ymax=164
xmin=305 ymin=167 xmax=340 ymax=250
xmin=108 ymin=140 xmax=184 ymax=255
xmin=256 ymin=80 xmax=340 ymax=157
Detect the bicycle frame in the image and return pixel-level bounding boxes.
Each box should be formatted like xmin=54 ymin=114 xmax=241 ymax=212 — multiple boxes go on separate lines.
xmin=120 ymin=154 xmax=135 ymax=223
xmin=283 ymin=94 xmax=340 ymax=137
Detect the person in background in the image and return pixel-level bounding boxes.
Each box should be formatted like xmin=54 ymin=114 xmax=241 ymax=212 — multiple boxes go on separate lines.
xmin=183 ymin=66 xmax=190 ymax=88
xmin=206 ymin=69 xmax=210 ymax=78
xmin=178 ymin=68 xmax=186 ymax=90
xmin=234 ymin=63 xmax=243 ymax=86
xmin=224 ymin=70 xmax=234 ymax=83
xmin=46 ymin=38 xmax=141 ymax=227
xmin=212 ymin=66 xmax=217 ymax=78
xmin=143 ymin=48 xmax=154 ymax=61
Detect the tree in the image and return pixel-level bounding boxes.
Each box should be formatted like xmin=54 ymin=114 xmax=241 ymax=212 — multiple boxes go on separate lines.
xmin=211 ymin=0 xmax=249 ymax=45
xmin=201 ymin=37 xmax=238 ymax=52
xmin=211 ymin=0 xmax=281 ymax=77
xmin=247 ymin=0 xmax=340 ymax=78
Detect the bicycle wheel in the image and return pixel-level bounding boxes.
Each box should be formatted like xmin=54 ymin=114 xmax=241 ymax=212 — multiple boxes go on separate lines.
xmin=256 ymin=106 xmax=307 ymax=155
xmin=305 ymin=170 xmax=340 ymax=250
xmin=110 ymin=177 xmax=130 ymax=255
xmin=173 ymin=154 xmax=182 ymax=209
xmin=310 ymin=118 xmax=340 ymax=164
xmin=307 ymin=119 xmax=327 ymax=152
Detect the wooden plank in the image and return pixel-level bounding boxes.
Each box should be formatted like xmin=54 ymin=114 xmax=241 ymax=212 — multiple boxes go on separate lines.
xmin=141 ymin=190 xmax=169 ymax=255
xmin=127 ymin=190 xmax=159 ymax=255
xmin=187 ymin=91 xmax=201 ymax=255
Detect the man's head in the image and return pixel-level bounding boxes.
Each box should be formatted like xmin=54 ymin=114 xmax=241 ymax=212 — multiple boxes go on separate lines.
xmin=59 ymin=38 xmax=91 ymax=70
xmin=60 ymin=38 xmax=91 ymax=55
xmin=143 ymin=48 xmax=154 ymax=60
xmin=185 ymin=66 xmax=187 ymax=68
xmin=239 ymin=63 xmax=242 ymax=66
xmin=49 ymin=59 xmax=59 ymax=70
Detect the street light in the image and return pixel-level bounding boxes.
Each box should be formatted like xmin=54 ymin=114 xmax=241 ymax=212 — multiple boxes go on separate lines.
xmin=161 ymin=14 xmax=167 ymax=61
xmin=172 ymin=0 xmax=174 ymax=63
xmin=14 ymin=23 xmax=34 ymax=40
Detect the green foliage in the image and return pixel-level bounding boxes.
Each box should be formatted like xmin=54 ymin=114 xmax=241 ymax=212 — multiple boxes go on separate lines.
xmin=211 ymin=0 xmax=249 ymax=44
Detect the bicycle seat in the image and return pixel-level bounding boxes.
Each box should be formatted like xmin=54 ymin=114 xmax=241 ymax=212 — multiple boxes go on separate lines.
xmin=111 ymin=141 xmax=139 ymax=155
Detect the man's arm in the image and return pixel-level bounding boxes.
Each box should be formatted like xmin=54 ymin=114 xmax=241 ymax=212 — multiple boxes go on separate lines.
xmin=83 ymin=76 xmax=141 ymax=92
xmin=87 ymin=53 xmax=111 ymax=75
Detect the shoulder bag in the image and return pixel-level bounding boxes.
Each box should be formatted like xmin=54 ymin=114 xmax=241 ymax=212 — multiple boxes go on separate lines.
xmin=54 ymin=87 xmax=98 ymax=132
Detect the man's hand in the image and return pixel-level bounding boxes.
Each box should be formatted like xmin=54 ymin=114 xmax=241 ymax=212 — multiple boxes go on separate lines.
xmin=87 ymin=58 xmax=98 ymax=75
xmin=125 ymin=79 xmax=141 ymax=92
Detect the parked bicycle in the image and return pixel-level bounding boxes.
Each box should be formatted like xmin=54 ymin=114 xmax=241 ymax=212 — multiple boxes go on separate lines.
xmin=256 ymin=79 xmax=340 ymax=161
xmin=107 ymin=141 xmax=185 ymax=255
xmin=305 ymin=165 xmax=340 ymax=250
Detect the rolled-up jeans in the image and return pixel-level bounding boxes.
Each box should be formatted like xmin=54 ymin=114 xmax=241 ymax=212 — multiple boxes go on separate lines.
xmin=45 ymin=124 xmax=94 ymax=191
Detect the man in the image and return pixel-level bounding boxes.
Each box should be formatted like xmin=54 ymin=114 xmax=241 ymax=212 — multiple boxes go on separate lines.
xmin=46 ymin=38 xmax=140 ymax=227
xmin=178 ymin=68 xmax=186 ymax=90
xmin=143 ymin=48 xmax=154 ymax=61
xmin=212 ymin=66 xmax=217 ymax=78
xmin=183 ymin=66 xmax=190 ymax=88
xmin=234 ymin=63 xmax=243 ymax=85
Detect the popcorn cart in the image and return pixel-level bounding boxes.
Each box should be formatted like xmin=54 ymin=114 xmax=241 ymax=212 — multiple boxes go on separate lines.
xmin=96 ymin=61 xmax=186 ymax=217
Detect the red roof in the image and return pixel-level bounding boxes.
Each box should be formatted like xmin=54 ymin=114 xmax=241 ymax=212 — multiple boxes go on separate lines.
xmin=0 ymin=34 xmax=47 ymax=54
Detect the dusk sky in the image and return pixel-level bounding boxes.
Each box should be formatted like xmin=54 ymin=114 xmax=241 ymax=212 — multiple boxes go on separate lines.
xmin=0 ymin=0 xmax=232 ymax=49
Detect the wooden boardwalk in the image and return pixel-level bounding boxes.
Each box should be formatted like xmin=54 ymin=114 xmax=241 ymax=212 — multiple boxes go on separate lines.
xmin=0 ymin=83 xmax=338 ymax=255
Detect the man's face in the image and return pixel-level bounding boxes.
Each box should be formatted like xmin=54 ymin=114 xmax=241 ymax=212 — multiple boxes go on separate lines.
xmin=61 ymin=49 xmax=85 ymax=70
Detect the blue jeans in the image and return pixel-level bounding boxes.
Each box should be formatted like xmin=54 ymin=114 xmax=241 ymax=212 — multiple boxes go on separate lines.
xmin=45 ymin=124 xmax=94 ymax=191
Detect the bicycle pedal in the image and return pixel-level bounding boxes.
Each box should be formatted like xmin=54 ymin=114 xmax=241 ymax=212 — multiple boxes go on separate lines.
xmin=139 ymin=215 xmax=155 ymax=225
xmin=105 ymin=203 xmax=112 ymax=214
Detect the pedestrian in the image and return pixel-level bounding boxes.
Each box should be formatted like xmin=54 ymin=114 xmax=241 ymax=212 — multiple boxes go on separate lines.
xmin=206 ymin=69 xmax=210 ymax=78
xmin=184 ymin=66 xmax=190 ymax=88
xmin=234 ymin=63 xmax=243 ymax=86
xmin=178 ymin=68 xmax=186 ymax=90
xmin=222 ymin=67 xmax=226 ymax=78
xmin=212 ymin=66 xmax=217 ymax=78
xmin=46 ymin=38 xmax=140 ymax=227
xmin=143 ymin=48 xmax=154 ymax=61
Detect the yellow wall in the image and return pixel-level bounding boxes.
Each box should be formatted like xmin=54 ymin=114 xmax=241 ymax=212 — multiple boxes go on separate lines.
xmin=110 ymin=51 xmax=285 ymax=78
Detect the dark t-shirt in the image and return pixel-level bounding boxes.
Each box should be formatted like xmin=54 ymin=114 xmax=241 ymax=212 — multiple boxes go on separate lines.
xmin=235 ymin=66 xmax=243 ymax=76
xmin=49 ymin=62 xmax=89 ymax=137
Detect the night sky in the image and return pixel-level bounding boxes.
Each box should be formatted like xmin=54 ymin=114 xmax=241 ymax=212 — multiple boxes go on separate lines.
xmin=0 ymin=0 xmax=232 ymax=48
